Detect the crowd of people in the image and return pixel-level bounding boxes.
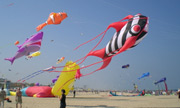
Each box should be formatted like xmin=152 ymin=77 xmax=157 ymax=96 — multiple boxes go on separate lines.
xmin=0 ymin=88 xmax=179 ymax=108
xmin=0 ymin=87 xmax=67 ymax=108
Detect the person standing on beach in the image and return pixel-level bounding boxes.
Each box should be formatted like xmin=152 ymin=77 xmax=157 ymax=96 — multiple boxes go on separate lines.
xmin=0 ymin=87 xmax=6 ymax=108
xmin=73 ymin=90 xmax=76 ymax=98
xmin=178 ymin=89 xmax=180 ymax=99
xmin=16 ymin=88 xmax=22 ymax=108
xmin=59 ymin=89 xmax=66 ymax=108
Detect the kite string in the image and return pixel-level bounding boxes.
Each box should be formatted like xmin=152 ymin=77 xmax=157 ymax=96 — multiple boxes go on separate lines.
xmin=50 ymin=56 xmax=109 ymax=73
xmin=22 ymin=71 xmax=45 ymax=82
xmin=55 ymin=56 xmax=86 ymax=68
xmin=17 ymin=70 xmax=42 ymax=82
xmin=18 ymin=69 xmax=52 ymax=83
xmin=82 ymin=69 xmax=98 ymax=77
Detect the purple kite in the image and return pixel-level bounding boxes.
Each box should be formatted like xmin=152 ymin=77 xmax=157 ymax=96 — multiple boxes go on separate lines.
xmin=154 ymin=77 xmax=168 ymax=94
xmin=154 ymin=77 xmax=166 ymax=85
xmin=5 ymin=32 xmax=43 ymax=64
xmin=35 ymin=83 xmax=40 ymax=86
xmin=52 ymin=78 xmax=57 ymax=83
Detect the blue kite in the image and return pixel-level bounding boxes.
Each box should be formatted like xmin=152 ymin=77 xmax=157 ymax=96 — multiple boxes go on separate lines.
xmin=138 ymin=72 xmax=150 ymax=80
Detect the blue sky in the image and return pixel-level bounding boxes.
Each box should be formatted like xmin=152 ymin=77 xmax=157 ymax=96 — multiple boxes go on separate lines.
xmin=0 ymin=0 xmax=180 ymax=90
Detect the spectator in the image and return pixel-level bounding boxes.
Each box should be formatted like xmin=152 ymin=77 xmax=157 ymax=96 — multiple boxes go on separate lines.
xmin=0 ymin=87 xmax=6 ymax=108
xmin=16 ymin=88 xmax=22 ymax=108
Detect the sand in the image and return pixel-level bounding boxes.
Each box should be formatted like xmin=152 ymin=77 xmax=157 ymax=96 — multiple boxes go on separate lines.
xmin=5 ymin=92 xmax=180 ymax=108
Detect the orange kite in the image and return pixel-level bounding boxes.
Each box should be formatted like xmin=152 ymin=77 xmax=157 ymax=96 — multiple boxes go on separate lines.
xmin=36 ymin=12 xmax=68 ymax=32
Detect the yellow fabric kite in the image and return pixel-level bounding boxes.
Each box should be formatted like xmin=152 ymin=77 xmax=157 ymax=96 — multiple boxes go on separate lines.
xmin=51 ymin=61 xmax=79 ymax=96
xmin=28 ymin=51 xmax=41 ymax=58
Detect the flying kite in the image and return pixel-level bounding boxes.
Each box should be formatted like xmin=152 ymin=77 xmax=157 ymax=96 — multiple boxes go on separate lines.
xmin=122 ymin=64 xmax=130 ymax=68
xmin=52 ymin=75 xmax=59 ymax=83
xmin=154 ymin=77 xmax=166 ymax=85
xmin=109 ymin=91 xmax=143 ymax=96
xmin=4 ymin=32 xmax=43 ymax=64
xmin=7 ymin=3 xmax=14 ymax=7
xmin=14 ymin=41 xmax=19 ymax=45
xmin=51 ymin=61 xmax=79 ymax=96
xmin=138 ymin=72 xmax=150 ymax=80
xmin=154 ymin=77 xmax=168 ymax=94
xmin=27 ymin=51 xmax=41 ymax=59
xmin=35 ymin=83 xmax=40 ymax=86
xmin=56 ymin=57 xmax=65 ymax=64
xmin=36 ymin=12 xmax=68 ymax=32
xmin=52 ymin=78 xmax=57 ymax=83
xmin=51 ymin=14 xmax=149 ymax=78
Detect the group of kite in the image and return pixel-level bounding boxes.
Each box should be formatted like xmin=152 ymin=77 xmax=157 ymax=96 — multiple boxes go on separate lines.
xmin=48 ymin=13 xmax=149 ymax=80
xmin=4 ymin=12 xmax=150 ymax=89
xmin=4 ymin=12 xmax=67 ymax=64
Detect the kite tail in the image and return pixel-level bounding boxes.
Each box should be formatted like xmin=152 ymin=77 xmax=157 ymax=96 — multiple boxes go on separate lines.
xmin=119 ymin=15 xmax=134 ymax=22
xmin=55 ymin=29 xmax=109 ymax=69
xmin=49 ymin=57 xmax=112 ymax=72
xmin=76 ymin=30 xmax=108 ymax=66
xmin=51 ymin=47 xmax=120 ymax=73
xmin=50 ymin=37 xmax=137 ymax=73
xmin=55 ymin=56 xmax=86 ymax=68
xmin=74 ymin=31 xmax=105 ymax=50
xmin=86 ymin=48 xmax=112 ymax=70
xmin=36 ymin=23 xmax=47 ymax=32
xmin=77 ymin=51 xmax=112 ymax=77
xmin=55 ymin=56 xmax=111 ymax=92
xmin=164 ymin=81 xmax=168 ymax=93
xmin=66 ymin=29 xmax=108 ymax=69
xmin=4 ymin=57 xmax=15 ymax=65
xmin=56 ymin=19 xmax=130 ymax=69
xmin=60 ymin=15 xmax=133 ymax=70
xmin=51 ymin=19 xmax=138 ymax=73
xmin=49 ymin=57 xmax=107 ymax=73
xmin=51 ymin=40 xmax=130 ymax=73
xmin=74 ymin=15 xmax=133 ymax=51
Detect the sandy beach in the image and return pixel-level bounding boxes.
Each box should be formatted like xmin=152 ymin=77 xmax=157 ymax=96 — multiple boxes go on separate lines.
xmin=5 ymin=92 xmax=180 ymax=108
